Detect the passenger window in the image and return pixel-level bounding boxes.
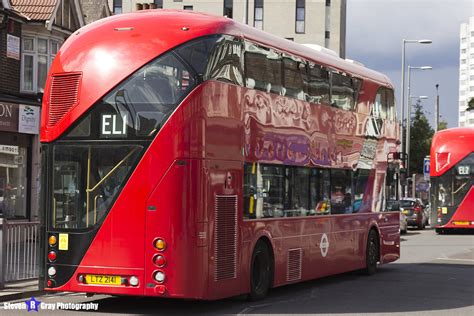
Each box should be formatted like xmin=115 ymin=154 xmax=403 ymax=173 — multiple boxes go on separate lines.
xmin=330 ymin=169 xmax=353 ymax=214
xmin=331 ymin=72 xmax=356 ymax=110
xmin=243 ymin=163 xmax=333 ymax=219
xmin=176 ymin=35 xmax=220 ymax=76
xmin=353 ymin=168 xmax=370 ymax=213
xmin=205 ymin=36 xmax=244 ymax=86
xmin=374 ymin=88 xmax=395 ymax=120
xmin=282 ymin=54 xmax=306 ymax=100
xmin=305 ymin=63 xmax=330 ymax=105
xmin=285 ymin=167 xmax=310 ymax=215
xmin=244 ymin=41 xmax=282 ymax=95
xmin=310 ymin=168 xmax=331 ymax=215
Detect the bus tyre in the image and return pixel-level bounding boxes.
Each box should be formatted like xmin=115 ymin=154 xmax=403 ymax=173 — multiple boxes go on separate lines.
xmin=364 ymin=229 xmax=379 ymax=275
xmin=249 ymin=241 xmax=272 ymax=301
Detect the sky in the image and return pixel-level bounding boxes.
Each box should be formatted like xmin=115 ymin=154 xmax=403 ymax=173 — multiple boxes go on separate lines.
xmin=346 ymin=0 xmax=474 ymax=129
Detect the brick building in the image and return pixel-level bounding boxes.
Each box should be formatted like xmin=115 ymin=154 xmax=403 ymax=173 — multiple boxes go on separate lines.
xmin=0 ymin=0 xmax=87 ymax=221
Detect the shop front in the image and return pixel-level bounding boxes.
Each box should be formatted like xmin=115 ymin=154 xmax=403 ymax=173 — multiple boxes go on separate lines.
xmin=0 ymin=101 xmax=40 ymax=220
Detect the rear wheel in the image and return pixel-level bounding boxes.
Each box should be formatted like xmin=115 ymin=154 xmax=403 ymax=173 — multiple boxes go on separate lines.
xmin=249 ymin=241 xmax=272 ymax=301
xmin=364 ymin=229 xmax=379 ymax=275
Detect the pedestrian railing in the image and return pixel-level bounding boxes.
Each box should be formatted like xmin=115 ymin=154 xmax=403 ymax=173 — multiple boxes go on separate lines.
xmin=0 ymin=218 xmax=40 ymax=289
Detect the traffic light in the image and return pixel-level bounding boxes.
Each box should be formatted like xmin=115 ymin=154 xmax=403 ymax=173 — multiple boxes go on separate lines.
xmin=399 ymin=167 xmax=407 ymax=185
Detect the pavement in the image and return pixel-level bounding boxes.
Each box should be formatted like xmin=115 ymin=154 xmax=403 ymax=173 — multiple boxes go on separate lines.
xmin=0 ymin=280 xmax=45 ymax=302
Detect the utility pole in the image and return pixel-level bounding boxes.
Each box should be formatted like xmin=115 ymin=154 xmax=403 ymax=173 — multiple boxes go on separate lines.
xmin=435 ymin=84 xmax=440 ymax=132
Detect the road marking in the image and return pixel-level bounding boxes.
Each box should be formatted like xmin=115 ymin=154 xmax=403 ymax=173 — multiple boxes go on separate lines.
xmin=435 ymin=258 xmax=474 ymax=262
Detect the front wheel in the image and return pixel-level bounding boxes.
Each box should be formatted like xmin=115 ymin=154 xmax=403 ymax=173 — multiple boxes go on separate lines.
xmin=249 ymin=241 xmax=272 ymax=301
xmin=364 ymin=229 xmax=379 ymax=275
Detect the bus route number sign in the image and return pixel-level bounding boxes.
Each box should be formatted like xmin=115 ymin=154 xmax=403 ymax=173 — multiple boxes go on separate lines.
xmin=101 ymin=114 xmax=128 ymax=137
xmin=457 ymin=165 xmax=470 ymax=175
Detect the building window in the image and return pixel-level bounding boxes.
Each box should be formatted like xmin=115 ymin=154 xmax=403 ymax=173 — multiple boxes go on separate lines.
xmin=254 ymin=0 xmax=263 ymax=30
xmin=154 ymin=0 xmax=163 ymax=8
xmin=183 ymin=5 xmax=193 ymax=10
xmin=326 ymin=0 xmax=331 ymax=6
xmin=325 ymin=31 xmax=330 ymax=39
xmin=224 ymin=0 xmax=233 ymax=18
xmin=21 ymin=36 xmax=61 ymax=93
xmin=296 ymin=0 xmax=305 ymax=34
xmin=113 ymin=0 xmax=122 ymax=14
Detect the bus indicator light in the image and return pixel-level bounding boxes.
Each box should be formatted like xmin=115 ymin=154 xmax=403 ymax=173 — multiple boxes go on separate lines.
xmin=49 ymin=236 xmax=57 ymax=246
xmin=154 ymin=238 xmax=166 ymax=251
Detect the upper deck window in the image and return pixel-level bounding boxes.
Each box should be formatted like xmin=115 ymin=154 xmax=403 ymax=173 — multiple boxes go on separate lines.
xmin=374 ymin=87 xmax=395 ymax=121
xmin=245 ymin=42 xmax=282 ymax=95
xmin=306 ymin=63 xmax=330 ymax=105
xmin=205 ymin=36 xmax=244 ymax=86
xmin=282 ymin=54 xmax=305 ymax=100
xmin=64 ymin=51 xmax=195 ymax=140
xmin=331 ymin=72 xmax=359 ymax=111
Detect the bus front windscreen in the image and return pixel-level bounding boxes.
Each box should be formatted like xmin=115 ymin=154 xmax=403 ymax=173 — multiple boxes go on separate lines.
xmin=51 ymin=145 xmax=142 ymax=229
xmin=435 ymin=152 xmax=474 ymax=208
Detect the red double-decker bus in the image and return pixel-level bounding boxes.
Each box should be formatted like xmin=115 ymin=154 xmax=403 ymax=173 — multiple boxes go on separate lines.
xmin=430 ymin=127 xmax=474 ymax=233
xmin=40 ymin=10 xmax=400 ymax=300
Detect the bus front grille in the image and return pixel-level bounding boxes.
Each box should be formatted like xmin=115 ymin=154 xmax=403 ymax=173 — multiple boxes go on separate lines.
xmin=48 ymin=73 xmax=82 ymax=127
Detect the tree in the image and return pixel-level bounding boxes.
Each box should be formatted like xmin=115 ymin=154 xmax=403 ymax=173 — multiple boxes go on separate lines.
xmin=409 ymin=100 xmax=434 ymax=174
xmin=468 ymin=98 xmax=474 ymax=112
xmin=437 ymin=116 xmax=448 ymax=131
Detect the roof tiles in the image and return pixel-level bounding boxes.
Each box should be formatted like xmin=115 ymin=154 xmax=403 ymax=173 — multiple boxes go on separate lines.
xmin=10 ymin=0 xmax=57 ymax=21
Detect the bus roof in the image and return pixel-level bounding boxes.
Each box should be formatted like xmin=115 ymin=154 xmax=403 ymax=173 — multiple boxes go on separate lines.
xmin=430 ymin=127 xmax=474 ymax=177
xmin=41 ymin=10 xmax=393 ymax=141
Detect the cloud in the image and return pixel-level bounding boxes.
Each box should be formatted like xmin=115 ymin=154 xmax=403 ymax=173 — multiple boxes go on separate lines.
xmin=346 ymin=0 xmax=474 ymax=128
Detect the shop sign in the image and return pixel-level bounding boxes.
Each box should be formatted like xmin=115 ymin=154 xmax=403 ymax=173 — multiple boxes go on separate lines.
xmin=6 ymin=34 xmax=20 ymax=60
xmin=0 ymin=102 xmax=19 ymax=133
xmin=18 ymin=104 xmax=40 ymax=134
xmin=0 ymin=145 xmax=19 ymax=155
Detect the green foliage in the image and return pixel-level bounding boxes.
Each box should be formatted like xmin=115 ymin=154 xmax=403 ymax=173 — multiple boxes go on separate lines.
xmin=468 ymin=98 xmax=474 ymax=111
xmin=437 ymin=118 xmax=448 ymax=131
xmin=410 ymin=100 xmax=434 ymax=174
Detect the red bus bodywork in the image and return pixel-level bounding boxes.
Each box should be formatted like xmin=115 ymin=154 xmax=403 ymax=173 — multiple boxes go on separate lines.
xmin=40 ymin=10 xmax=400 ymax=299
xmin=430 ymin=127 xmax=474 ymax=232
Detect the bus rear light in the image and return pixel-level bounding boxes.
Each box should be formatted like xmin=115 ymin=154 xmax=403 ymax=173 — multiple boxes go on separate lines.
xmin=48 ymin=266 xmax=56 ymax=277
xmin=153 ymin=238 xmax=166 ymax=251
xmin=47 ymin=279 xmax=55 ymax=288
xmin=153 ymin=271 xmax=165 ymax=283
xmin=49 ymin=235 xmax=57 ymax=247
xmin=155 ymin=285 xmax=166 ymax=295
xmin=48 ymin=251 xmax=57 ymax=262
xmin=153 ymin=255 xmax=166 ymax=267
xmin=129 ymin=276 xmax=139 ymax=286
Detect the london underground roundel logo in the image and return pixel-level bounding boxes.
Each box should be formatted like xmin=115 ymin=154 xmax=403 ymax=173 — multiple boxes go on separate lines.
xmin=320 ymin=233 xmax=329 ymax=257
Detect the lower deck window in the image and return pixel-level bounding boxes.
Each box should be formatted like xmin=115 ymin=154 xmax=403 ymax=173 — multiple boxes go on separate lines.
xmin=244 ymin=163 xmax=363 ymax=219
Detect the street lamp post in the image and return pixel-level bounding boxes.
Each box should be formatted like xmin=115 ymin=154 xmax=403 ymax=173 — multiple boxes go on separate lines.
xmin=406 ymin=94 xmax=429 ymax=178
xmin=435 ymin=84 xmax=440 ymax=132
xmin=400 ymin=39 xmax=432 ymax=155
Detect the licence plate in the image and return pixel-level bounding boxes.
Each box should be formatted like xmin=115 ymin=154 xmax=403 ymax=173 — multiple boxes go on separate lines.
xmin=402 ymin=210 xmax=409 ymax=214
xmin=85 ymin=274 xmax=121 ymax=285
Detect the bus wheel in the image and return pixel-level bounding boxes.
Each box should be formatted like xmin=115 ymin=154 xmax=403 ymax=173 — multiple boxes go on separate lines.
xmin=364 ymin=229 xmax=379 ymax=275
xmin=249 ymin=240 xmax=272 ymax=301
